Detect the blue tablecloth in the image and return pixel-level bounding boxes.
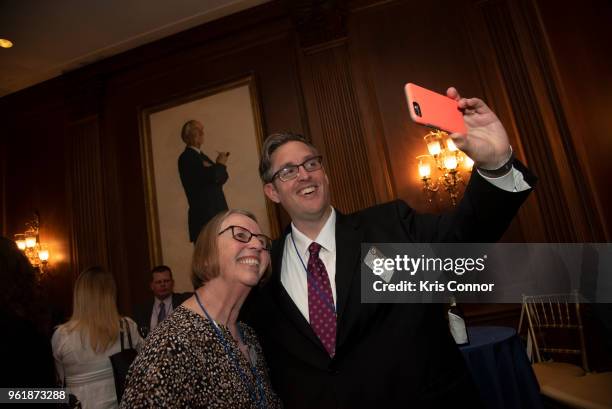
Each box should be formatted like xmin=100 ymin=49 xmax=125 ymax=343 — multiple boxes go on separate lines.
xmin=460 ymin=326 xmax=543 ymax=409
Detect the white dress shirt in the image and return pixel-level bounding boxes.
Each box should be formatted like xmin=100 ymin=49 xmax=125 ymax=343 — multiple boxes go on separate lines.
xmin=478 ymin=167 xmax=531 ymax=192
xmin=150 ymin=296 xmax=174 ymax=330
xmin=281 ymin=209 xmax=337 ymax=322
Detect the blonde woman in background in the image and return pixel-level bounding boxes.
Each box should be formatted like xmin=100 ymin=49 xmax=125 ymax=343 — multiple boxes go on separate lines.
xmin=52 ymin=267 xmax=143 ymax=409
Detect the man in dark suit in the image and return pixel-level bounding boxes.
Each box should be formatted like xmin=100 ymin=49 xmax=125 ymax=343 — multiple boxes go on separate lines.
xmin=133 ymin=265 xmax=192 ymax=337
xmin=178 ymin=119 xmax=230 ymax=242
xmin=243 ymin=87 xmax=536 ymax=408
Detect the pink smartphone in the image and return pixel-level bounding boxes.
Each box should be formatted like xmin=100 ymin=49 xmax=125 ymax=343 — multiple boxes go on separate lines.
xmin=404 ymin=83 xmax=467 ymax=135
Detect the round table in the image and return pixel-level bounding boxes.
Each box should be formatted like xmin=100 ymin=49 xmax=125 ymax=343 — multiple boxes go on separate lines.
xmin=460 ymin=326 xmax=543 ymax=409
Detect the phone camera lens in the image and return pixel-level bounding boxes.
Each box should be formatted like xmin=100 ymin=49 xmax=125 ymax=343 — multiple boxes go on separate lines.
xmin=413 ymin=102 xmax=422 ymax=117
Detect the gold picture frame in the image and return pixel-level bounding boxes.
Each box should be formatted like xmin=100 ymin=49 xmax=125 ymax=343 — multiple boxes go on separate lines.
xmin=139 ymin=75 xmax=279 ymax=291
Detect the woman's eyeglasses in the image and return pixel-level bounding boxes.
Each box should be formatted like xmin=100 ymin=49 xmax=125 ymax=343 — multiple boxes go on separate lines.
xmin=218 ymin=225 xmax=272 ymax=251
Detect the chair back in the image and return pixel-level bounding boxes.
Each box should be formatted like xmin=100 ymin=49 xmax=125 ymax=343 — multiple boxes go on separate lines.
xmin=518 ymin=291 xmax=589 ymax=371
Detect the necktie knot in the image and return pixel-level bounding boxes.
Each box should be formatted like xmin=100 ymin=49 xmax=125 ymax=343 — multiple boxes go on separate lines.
xmin=308 ymin=242 xmax=322 ymax=256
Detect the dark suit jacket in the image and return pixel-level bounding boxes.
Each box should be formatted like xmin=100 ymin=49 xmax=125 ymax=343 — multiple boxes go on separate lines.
xmin=178 ymin=147 xmax=229 ymax=242
xmin=242 ymin=162 xmax=536 ymax=409
xmin=133 ymin=292 xmax=192 ymax=338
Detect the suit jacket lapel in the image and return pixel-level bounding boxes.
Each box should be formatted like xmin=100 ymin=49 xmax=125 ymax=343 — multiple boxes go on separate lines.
xmin=268 ymin=228 xmax=328 ymax=355
xmin=171 ymin=294 xmax=181 ymax=309
xmin=335 ymin=211 xmax=363 ymax=346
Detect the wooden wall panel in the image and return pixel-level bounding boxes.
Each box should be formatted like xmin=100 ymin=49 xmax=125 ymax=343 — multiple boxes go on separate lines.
xmin=345 ymin=0 xmax=533 ymax=243
xmin=65 ymin=116 xmax=109 ymax=274
xmin=1 ymin=0 xmax=610 ymax=320
xmin=0 ymin=83 xmax=74 ymax=322
xmin=98 ymin=13 xmax=306 ymax=308
xmin=1 ymin=136 xmax=6 ymax=235
xmin=459 ymin=0 xmax=609 ymax=242
xmin=348 ymin=0 xmax=486 ymax=214
xmin=461 ymin=0 xmax=549 ymax=243
xmin=299 ymin=40 xmax=378 ymax=213
xmin=478 ymin=0 xmax=576 ymax=242
xmin=533 ymin=0 xmax=612 ymax=240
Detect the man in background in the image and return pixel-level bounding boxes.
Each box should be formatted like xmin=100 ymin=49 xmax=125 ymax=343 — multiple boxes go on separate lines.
xmin=134 ymin=265 xmax=191 ymax=337
xmin=178 ymin=119 xmax=230 ymax=242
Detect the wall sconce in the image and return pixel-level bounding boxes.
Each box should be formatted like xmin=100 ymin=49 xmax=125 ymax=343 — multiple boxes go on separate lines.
xmin=417 ymin=130 xmax=474 ymax=206
xmin=14 ymin=211 xmax=50 ymax=271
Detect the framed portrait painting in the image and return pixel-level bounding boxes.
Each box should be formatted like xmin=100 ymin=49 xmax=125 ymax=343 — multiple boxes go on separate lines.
xmin=139 ymin=76 xmax=279 ymax=292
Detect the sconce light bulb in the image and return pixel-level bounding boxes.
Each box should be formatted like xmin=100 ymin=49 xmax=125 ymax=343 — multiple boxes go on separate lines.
xmin=444 ymin=155 xmax=458 ymax=170
xmin=418 ymin=163 xmax=431 ymax=178
xmin=25 ymin=236 xmax=37 ymax=248
xmin=427 ymin=141 xmax=441 ymax=156
xmin=446 ymin=138 xmax=458 ymax=152
xmin=38 ymin=249 xmax=50 ymax=262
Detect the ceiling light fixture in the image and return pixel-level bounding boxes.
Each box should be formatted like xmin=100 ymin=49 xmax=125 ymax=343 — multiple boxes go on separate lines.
xmin=0 ymin=39 xmax=13 ymax=48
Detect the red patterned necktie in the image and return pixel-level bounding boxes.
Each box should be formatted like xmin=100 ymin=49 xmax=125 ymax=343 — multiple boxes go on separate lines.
xmin=307 ymin=242 xmax=336 ymax=357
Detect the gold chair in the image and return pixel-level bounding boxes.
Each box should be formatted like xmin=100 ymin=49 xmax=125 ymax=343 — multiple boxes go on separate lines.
xmin=519 ymin=292 xmax=612 ymax=409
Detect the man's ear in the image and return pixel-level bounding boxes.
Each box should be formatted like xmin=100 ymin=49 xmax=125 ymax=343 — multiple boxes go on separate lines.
xmin=263 ymin=182 xmax=281 ymax=204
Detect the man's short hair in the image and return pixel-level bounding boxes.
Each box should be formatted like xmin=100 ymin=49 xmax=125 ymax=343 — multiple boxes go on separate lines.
xmin=191 ymin=209 xmax=272 ymax=289
xmin=181 ymin=120 xmax=199 ymax=144
xmin=259 ymin=132 xmax=319 ymax=183
xmin=151 ymin=265 xmax=173 ymax=279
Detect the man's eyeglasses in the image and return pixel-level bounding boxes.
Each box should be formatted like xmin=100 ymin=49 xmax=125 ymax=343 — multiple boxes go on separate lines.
xmin=218 ymin=225 xmax=272 ymax=251
xmin=270 ymin=155 xmax=323 ymax=182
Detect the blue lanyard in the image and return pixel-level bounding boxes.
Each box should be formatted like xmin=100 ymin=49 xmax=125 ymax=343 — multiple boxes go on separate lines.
xmin=290 ymin=232 xmax=337 ymax=316
xmin=194 ymin=292 xmax=268 ymax=409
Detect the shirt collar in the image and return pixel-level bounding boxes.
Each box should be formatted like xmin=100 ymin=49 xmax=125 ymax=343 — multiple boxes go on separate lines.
xmin=188 ymin=146 xmax=201 ymax=154
xmin=155 ymin=296 xmax=171 ymax=308
xmin=290 ymin=207 xmax=336 ymax=259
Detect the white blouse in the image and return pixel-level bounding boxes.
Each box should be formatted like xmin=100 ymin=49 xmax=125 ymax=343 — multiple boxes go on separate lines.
xmin=52 ymin=317 xmax=143 ymax=409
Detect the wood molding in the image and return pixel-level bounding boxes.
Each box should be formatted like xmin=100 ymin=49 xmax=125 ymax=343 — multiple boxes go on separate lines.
xmin=346 ymin=14 xmax=395 ymax=204
xmin=288 ymin=0 xmax=349 ymax=48
xmin=290 ymin=0 xmax=388 ymax=212
xmin=476 ymin=0 xmax=581 ymax=242
xmin=299 ymin=40 xmax=378 ymax=213
xmin=464 ymin=0 xmax=608 ymax=242
xmin=0 ymin=137 xmax=5 ymax=236
xmin=65 ymin=116 xmax=109 ymax=272
xmin=98 ymin=109 xmax=133 ymax=312
xmin=513 ymin=0 xmax=607 ymax=241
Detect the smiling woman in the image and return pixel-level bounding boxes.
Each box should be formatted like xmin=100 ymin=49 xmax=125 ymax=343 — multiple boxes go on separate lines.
xmin=120 ymin=209 xmax=281 ymax=409
xmin=191 ymin=209 xmax=272 ymax=289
